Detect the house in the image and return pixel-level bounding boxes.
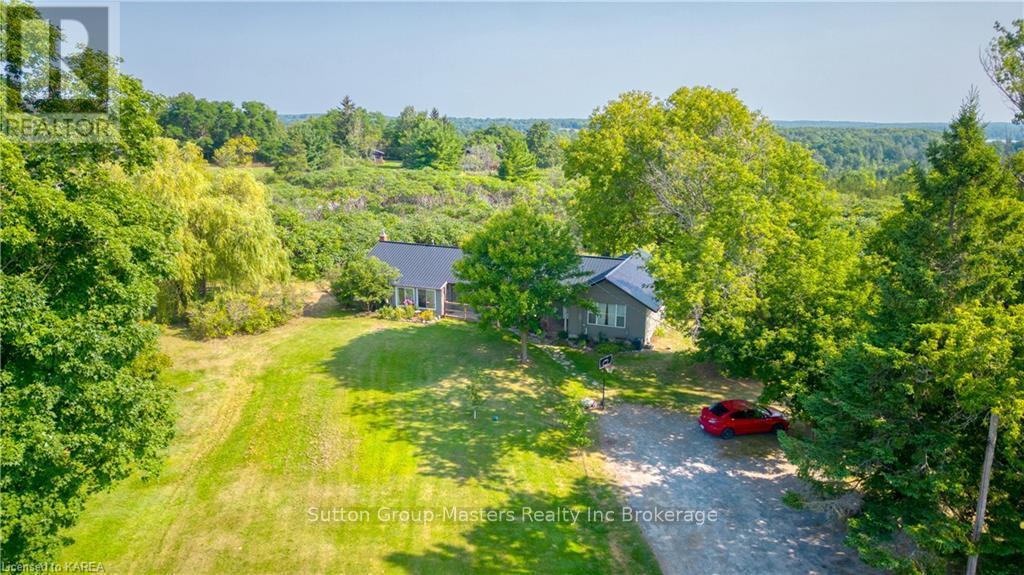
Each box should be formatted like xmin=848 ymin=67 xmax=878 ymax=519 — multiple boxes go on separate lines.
xmin=368 ymin=238 xmax=664 ymax=345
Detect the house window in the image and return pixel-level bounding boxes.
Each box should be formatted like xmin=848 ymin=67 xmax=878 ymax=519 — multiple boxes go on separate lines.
xmin=398 ymin=287 xmax=416 ymax=306
xmin=417 ymin=288 xmax=436 ymax=310
xmin=588 ymin=303 xmax=626 ymax=328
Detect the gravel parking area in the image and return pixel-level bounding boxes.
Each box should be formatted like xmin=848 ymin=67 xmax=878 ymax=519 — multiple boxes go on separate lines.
xmin=598 ymin=403 xmax=874 ymax=575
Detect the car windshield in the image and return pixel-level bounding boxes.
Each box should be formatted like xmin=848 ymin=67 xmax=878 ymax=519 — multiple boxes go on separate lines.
xmin=709 ymin=403 xmax=729 ymax=416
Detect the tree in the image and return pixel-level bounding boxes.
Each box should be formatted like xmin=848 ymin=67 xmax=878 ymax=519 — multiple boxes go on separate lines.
xmin=566 ymin=87 xmax=867 ymax=412
xmin=1 ymin=10 xmax=177 ymax=558
xmin=138 ymin=138 xmax=290 ymax=320
xmin=385 ymin=105 xmax=427 ymax=162
xmin=329 ymin=256 xmax=400 ymax=311
xmin=983 ymin=19 xmax=1024 ymax=123
xmin=239 ymin=101 xmax=286 ymax=163
xmin=157 ymin=94 xmax=285 ymax=161
xmin=782 ymin=97 xmax=1024 ymax=573
xmin=403 ymin=118 xmax=462 ymax=170
xmin=526 ymin=121 xmax=564 ymax=168
xmin=213 ymin=135 xmax=258 ymax=167
xmin=454 ymin=204 xmax=588 ymax=363
xmin=0 ymin=140 xmax=175 ymax=562
xmin=285 ymin=118 xmax=341 ymax=170
xmin=498 ymin=135 xmax=539 ymax=182
xmin=269 ymin=129 xmax=309 ymax=175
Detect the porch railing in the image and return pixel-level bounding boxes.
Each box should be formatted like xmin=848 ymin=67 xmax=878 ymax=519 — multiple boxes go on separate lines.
xmin=444 ymin=301 xmax=478 ymax=321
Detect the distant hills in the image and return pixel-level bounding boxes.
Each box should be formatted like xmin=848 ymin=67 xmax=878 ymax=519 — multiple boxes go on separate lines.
xmin=280 ymin=114 xmax=1023 ymax=141
xmin=775 ymin=120 xmax=1023 ymax=141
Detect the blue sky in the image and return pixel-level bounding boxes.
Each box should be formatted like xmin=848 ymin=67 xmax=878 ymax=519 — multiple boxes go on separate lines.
xmin=118 ymin=2 xmax=1024 ymax=121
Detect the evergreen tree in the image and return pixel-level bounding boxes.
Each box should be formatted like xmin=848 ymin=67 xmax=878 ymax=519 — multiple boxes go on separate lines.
xmin=403 ymin=118 xmax=462 ymax=170
xmin=526 ymin=121 xmax=563 ymax=168
xmin=498 ymin=136 xmax=538 ymax=182
xmin=783 ymin=96 xmax=1024 ymax=573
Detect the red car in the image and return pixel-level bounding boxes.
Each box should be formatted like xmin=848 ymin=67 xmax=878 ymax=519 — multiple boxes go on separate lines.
xmin=699 ymin=400 xmax=789 ymax=439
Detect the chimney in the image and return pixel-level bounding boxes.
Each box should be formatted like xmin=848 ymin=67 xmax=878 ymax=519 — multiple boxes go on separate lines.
xmin=379 ymin=229 xmax=388 ymax=242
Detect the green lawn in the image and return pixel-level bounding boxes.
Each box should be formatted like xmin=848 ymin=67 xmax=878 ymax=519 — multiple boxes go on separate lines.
xmin=58 ymin=313 xmax=659 ymax=574
xmin=560 ymin=327 xmax=762 ymax=412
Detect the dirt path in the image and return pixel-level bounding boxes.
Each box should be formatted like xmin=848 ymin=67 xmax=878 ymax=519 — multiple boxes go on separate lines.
xmin=597 ymin=403 xmax=875 ymax=575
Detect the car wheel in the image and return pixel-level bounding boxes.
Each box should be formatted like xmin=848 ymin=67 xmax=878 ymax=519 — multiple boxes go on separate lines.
xmin=772 ymin=423 xmax=785 ymax=433
xmin=720 ymin=428 xmax=735 ymax=439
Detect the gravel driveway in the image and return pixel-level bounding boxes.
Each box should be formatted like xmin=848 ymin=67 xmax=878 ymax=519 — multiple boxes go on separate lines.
xmin=598 ymin=404 xmax=874 ymax=575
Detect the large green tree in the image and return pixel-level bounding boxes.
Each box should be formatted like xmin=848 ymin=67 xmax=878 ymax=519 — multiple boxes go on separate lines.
xmin=565 ymin=87 xmax=867 ymax=411
xmin=454 ymin=204 xmax=588 ymax=363
xmin=323 ymin=96 xmax=386 ymax=159
xmin=138 ymin=138 xmax=290 ymax=320
xmin=782 ymin=98 xmax=1024 ymax=574
xmin=498 ymin=135 xmax=539 ymax=182
xmin=984 ymin=19 xmax=1024 ymax=122
xmin=158 ymin=93 xmax=285 ymax=161
xmin=1 ymin=10 xmax=178 ymax=561
xmin=384 ymin=105 xmax=427 ymax=161
xmin=0 ymin=42 xmax=179 ymax=562
xmin=403 ymin=117 xmax=462 ymax=170
xmin=526 ymin=121 xmax=564 ymax=168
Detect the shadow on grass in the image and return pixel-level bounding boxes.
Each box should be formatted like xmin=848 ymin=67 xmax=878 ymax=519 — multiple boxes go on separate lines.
xmin=385 ymin=475 xmax=658 ymax=574
xmin=564 ymin=346 xmax=761 ymax=412
xmin=321 ymin=321 xmax=577 ymax=485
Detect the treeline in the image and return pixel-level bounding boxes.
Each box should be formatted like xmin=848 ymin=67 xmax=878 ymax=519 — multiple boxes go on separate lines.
xmin=779 ymin=127 xmax=937 ymax=175
xmin=158 ymin=95 xmax=567 ymax=179
xmin=165 ymin=95 xmax=1020 ymax=204
xmin=446 ymin=117 xmax=586 ymax=134
xmin=566 ymin=78 xmax=1024 ymax=574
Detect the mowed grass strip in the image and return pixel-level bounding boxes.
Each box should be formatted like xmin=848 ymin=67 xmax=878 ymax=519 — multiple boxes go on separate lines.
xmin=59 ymin=314 xmax=659 ymax=574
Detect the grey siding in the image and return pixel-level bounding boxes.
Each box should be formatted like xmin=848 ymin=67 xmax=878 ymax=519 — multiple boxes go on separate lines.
xmin=564 ymin=280 xmax=655 ymax=344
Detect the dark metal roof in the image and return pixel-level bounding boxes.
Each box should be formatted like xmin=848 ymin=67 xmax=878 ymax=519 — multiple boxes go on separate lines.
xmin=369 ymin=241 xmax=462 ymax=289
xmin=577 ymin=256 xmax=623 ymax=281
xmin=600 ymin=251 xmax=662 ymax=311
xmin=368 ymin=241 xmax=661 ymax=310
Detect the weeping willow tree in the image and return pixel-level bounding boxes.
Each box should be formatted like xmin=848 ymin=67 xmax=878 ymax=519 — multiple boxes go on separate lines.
xmin=138 ymin=138 xmax=290 ymax=320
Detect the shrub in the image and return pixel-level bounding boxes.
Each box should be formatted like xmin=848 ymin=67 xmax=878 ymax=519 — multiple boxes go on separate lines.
xmin=558 ymin=401 xmax=594 ymax=452
xmin=557 ymin=330 xmax=569 ymax=340
xmin=416 ymin=309 xmax=435 ymax=322
xmin=653 ymin=325 xmax=666 ymax=338
xmin=330 ymin=256 xmax=400 ymax=311
xmin=187 ymin=286 xmax=302 ymax=339
xmin=594 ymin=341 xmax=625 ymax=355
xmin=782 ymin=490 xmax=805 ymax=510
xmin=378 ymin=304 xmax=417 ymax=321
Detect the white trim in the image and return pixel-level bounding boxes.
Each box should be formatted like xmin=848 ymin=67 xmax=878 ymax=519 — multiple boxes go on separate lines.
xmin=587 ymin=302 xmax=626 ymax=329
xmin=397 ymin=286 xmax=417 ymax=307
xmin=416 ymin=288 xmax=436 ymax=311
